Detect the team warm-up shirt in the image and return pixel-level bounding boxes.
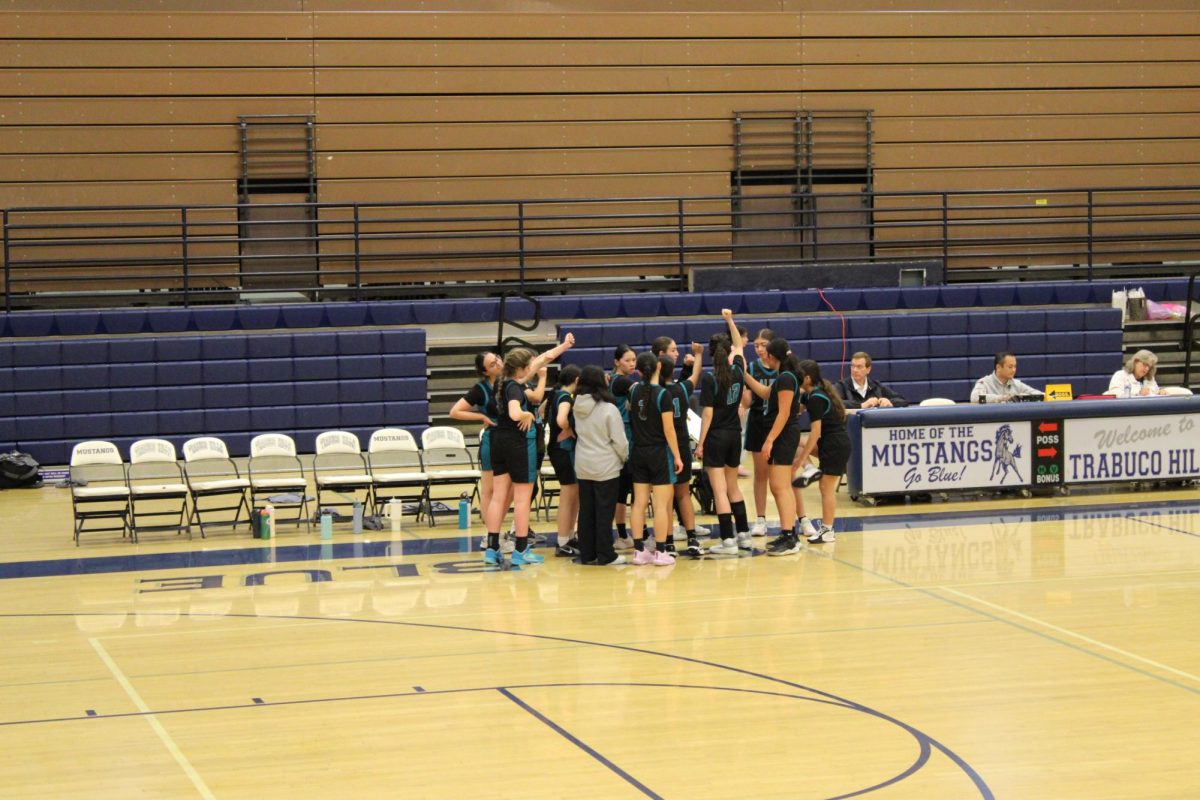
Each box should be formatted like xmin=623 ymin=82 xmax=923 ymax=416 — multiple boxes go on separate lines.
xmin=494 ymin=378 xmax=535 ymax=439
xmin=547 ymin=389 xmax=575 ymax=452
xmin=747 ymin=359 xmax=777 ymax=416
xmin=804 ymin=388 xmax=847 ymax=438
xmin=661 ymin=379 xmax=694 ymax=447
xmin=699 ymin=354 xmax=746 ymax=431
xmin=610 ymin=373 xmax=634 ymax=429
xmin=628 ymin=382 xmax=671 ymax=447
xmin=766 ymin=370 xmax=802 ymax=428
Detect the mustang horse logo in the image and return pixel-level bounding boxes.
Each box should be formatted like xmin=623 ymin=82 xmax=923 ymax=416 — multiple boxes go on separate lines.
xmin=990 ymin=424 xmax=1024 ymax=484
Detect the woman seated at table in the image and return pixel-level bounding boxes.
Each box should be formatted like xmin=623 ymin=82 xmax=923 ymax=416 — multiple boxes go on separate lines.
xmin=1105 ymin=349 xmax=1167 ymax=397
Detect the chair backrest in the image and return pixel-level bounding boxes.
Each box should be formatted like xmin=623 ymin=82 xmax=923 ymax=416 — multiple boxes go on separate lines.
xmin=128 ymin=439 xmax=184 ymax=483
xmin=919 ymin=397 xmax=956 ymax=407
xmin=182 ymin=436 xmax=238 ymax=479
xmin=369 ymin=428 xmax=419 ymax=454
xmin=183 ymin=436 xmax=231 ymax=462
xmin=130 ymin=438 xmax=178 ymax=465
xmin=421 ymin=426 xmax=475 ymax=470
xmin=315 ymin=430 xmax=362 ymax=455
xmin=421 ymin=426 xmax=466 ymax=452
xmin=71 ymin=440 xmax=123 ymax=467
xmin=250 ymin=433 xmax=299 ymax=458
xmin=70 ymin=440 xmax=126 ymax=484
xmin=249 ymin=433 xmax=304 ymax=478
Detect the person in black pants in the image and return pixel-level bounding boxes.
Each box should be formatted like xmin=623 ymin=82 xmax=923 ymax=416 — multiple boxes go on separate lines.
xmin=571 ymin=365 xmax=629 ymax=565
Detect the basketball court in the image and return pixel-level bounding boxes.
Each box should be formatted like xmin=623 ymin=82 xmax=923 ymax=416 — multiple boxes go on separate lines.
xmin=1 ymin=478 xmax=1197 ymax=798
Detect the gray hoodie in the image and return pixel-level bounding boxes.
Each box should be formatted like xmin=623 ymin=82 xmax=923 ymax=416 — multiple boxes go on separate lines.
xmin=572 ymin=392 xmax=628 ymax=481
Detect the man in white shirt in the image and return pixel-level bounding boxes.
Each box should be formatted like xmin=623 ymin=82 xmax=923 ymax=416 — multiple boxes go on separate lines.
xmin=970 ymin=351 xmax=1043 ymax=403
xmin=833 ymin=352 xmax=908 ymax=409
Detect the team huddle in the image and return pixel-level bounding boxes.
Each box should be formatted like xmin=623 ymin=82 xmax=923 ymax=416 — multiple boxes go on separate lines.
xmin=450 ymin=309 xmax=852 ymax=567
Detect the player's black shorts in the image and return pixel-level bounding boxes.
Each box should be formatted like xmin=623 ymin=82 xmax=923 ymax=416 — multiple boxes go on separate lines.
xmin=548 ymin=447 xmax=577 ymax=486
xmin=743 ymin=412 xmax=771 ymax=453
xmin=676 ymin=441 xmax=694 ymax=483
xmin=618 ymin=463 xmax=633 ymax=502
xmin=816 ymin=432 xmax=851 ymax=477
xmin=630 ymin=443 xmax=677 ymax=486
xmin=702 ymin=427 xmax=742 ymax=470
xmin=490 ymin=431 xmax=537 ymax=484
xmin=768 ymin=424 xmax=801 ymax=466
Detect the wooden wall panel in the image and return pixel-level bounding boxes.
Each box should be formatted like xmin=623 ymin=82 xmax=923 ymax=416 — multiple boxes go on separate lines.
xmin=0 ymin=4 xmax=1197 ymax=283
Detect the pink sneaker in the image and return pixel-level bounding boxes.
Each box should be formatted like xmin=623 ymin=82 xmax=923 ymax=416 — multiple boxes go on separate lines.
xmin=651 ymin=550 xmax=676 ymax=566
xmin=631 ymin=549 xmax=654 ymax=565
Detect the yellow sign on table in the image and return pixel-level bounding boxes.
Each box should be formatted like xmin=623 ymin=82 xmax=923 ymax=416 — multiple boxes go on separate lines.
xmin=1045 ymin=384 xmax=1074 ymax=401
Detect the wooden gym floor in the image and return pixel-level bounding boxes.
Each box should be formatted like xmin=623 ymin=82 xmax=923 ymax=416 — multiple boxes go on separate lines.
xmin=0 ymin=475 xmax=1197 ymax=799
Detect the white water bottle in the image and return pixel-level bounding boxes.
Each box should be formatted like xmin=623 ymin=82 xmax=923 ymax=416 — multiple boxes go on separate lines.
xmin=389 ymin=498 xmax=402 ymax=533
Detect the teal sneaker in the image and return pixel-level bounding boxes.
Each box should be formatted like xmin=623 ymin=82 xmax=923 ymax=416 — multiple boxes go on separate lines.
xmin=511 ymin=547 xmax=544 ymax=566
xmin=483 ymin=547 xmax=502 ymax=566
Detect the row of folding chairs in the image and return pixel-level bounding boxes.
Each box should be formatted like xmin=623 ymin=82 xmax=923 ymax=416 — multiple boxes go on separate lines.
xmin=68 ymin=427 xmax=481 ymax=545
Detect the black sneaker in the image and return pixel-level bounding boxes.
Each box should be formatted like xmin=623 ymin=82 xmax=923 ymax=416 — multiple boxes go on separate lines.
xmin=767 ymin=534 xmax=802 ymax=556
xmin=556 ymin=538 xmax=580 ymax=558
xmin=681 ymin=540 xmax=705 ymax=558
xmin=806 ymin=527 xmax=836 ymax=544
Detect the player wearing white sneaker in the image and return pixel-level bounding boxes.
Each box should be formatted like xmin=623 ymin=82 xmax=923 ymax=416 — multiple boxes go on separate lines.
xmin=653 ymin=335 xmax=704 ymax=556
xmin=695 ymin=309 xmax=752 ymax=555
xmin=742 ymin=328 xmax=778 ymax=538
xmin=627 ymin=352 xmax=682 ymax=566
xmin=744 ymin=335 xmax=806 ymax=556
xmin=792 ymin=360 xmax=850 ymax=546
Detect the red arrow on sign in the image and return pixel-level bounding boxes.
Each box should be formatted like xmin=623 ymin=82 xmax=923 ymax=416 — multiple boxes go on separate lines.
xmin=1038 ymin=422 xmax=1059 ymax=433
xmin=1038 ymin=447 xmax=1058 ymax=458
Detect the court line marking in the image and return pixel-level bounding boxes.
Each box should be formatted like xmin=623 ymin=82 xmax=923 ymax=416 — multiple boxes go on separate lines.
xmin=937 ymin=587 xmax=1200 ymax=686
xmin=1 ymin=678 xmax=937 ymax=799
xmin=499 ymin=688 xmax=662 ymax=799
xmin=88 ymin=638 xmax=216 ymax=800
xmin=12 ymin=611 xmax=993 ymax=799
xmin=829 ymin=556 xmax=1200 ymax=697
xmin=1127 ymin=515 xmax=1200 ymax=538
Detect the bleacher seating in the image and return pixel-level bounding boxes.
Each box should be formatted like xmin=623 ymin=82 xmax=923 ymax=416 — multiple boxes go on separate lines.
xmin=1 ymin=329 xmax=428 ymax=465
xmin=0 ymin=277 xmax=1190 ymax=339
xmin=4 ymin=276 xmax=1184 ymax=465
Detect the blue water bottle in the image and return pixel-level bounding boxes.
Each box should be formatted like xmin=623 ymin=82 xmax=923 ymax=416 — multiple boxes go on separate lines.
xmin=458 ymin=493 xmax=470 ymax=529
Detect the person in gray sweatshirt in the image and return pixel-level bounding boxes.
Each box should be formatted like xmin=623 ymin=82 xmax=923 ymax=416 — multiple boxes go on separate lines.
xmin=572 ymin=364 xmax=629 ymax=565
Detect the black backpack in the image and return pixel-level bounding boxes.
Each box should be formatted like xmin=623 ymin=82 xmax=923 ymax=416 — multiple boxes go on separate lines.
xmin=0 ymin=451 xmax=42 ymax=489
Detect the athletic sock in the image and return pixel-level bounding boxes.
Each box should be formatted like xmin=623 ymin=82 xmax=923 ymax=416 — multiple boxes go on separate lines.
xmin=730 ymin=500 xmax=749 ymax=533
xmin=634 ymin=538 xmax=646 ymax=552
xmin=487 ymin=532 xmax=500 ymax=550
xmin=515 ymin=536 xmax=528 ymax=552
xmin=685 ymin=528 xmax=696 ymax=541
xmin=617 ymin=523 xmax=628 ymax=539
xmin=718 ymin=513 xmax=734 ymax=541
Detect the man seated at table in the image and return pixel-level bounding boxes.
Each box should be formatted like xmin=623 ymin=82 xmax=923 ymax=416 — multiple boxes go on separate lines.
xmin=834 ymin=351 xmax=908 ymax=409
xmin=970 ymin=351 xmax=1044 ymax=403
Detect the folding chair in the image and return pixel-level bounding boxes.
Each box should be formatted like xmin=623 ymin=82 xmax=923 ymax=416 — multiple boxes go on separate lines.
xmin=313 ymin=430 xmax=374 ymax=518
xmin=182 ymin=436 xmax=251 ymax=537
xmin=420 ymin=426 xmax=481 ymax=525
xmin=127 ymin=438 xmax=190 ymax=542
xmin=69 ymin=440 xmax=131 ymax=545
xmin=367 ymin=428 xmax=430 ymax=525
xmin=248 ymin=433 xmax=311 ymax=532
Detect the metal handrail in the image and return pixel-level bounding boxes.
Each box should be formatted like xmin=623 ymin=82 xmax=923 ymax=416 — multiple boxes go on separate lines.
xmin=4 ymin=185 xmax=1199 ymax=312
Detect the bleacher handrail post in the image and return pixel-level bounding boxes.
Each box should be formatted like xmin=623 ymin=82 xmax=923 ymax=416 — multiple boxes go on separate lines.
xmin=3 ymin=208 xmax=10 ymax=314
xmin=517 ymin=201 xmax=526 ymax=291
xmin=180 ymin=206 xmax=190 ymax=308
xmin=353 ymin=204 xmax=362 ymax=302
xmin=1086 ymin=189 xmax=1094 ymax=281
xmin=676 ymin=197 xmax=686 ymax=291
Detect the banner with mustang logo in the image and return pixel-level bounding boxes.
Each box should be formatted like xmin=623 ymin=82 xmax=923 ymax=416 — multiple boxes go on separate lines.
xmin=860 ymin=421 xmax=1033 ymax=494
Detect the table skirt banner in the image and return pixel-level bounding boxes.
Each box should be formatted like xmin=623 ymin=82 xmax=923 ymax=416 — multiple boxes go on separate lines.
xmin=848 ymin=396 xmax=1200 ymax=498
